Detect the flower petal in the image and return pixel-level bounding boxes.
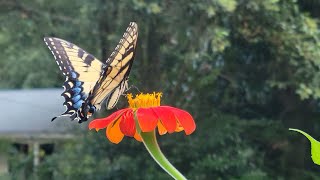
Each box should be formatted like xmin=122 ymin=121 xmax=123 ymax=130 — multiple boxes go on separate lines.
xmin=152 ymin=107 xmax=176 ymax=133
xmin=133 ymin=131 xmax=142 ymax=142
xmin=89 ymin=108 xmax=129 ymax=130
xmin=163 ymin=106 xmax=196 ymax=135
xmin=157 ymin=121 xmax=167 ymax=135
xmin=119 ymin=109 xmax=136 ymax=137
xmin=136 ymin=108 xmax=159 ymax=132
xmin=106 ymin=118 xmax=124 ymax=144
xmin=175 ymin=121 xmax=184 ymax=132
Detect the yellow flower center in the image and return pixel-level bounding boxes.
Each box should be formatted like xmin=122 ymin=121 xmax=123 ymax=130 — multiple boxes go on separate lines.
xmin=127 ymin=92 xmax=162 ymax=109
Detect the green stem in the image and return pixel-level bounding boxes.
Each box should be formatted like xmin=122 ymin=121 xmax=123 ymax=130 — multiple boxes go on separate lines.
xmin=140 ymin=131 xmax=187 ymax=180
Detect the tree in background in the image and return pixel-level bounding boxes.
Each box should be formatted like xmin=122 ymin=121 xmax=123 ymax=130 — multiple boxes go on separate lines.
xmin=1 ymin=0 xmax=320 ymax=179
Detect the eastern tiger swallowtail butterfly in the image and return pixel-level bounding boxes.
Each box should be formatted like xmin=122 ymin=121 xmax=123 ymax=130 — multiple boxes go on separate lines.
xmin=44 ymin=22 xmax=138 ymax=123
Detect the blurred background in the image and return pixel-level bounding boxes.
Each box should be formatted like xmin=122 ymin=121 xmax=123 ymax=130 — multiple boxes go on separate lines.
xmin=1 ymin=0 xmax=320 ymax=179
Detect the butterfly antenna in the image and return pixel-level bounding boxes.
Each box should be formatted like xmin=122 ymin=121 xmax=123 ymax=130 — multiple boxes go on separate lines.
xmin=125 ymin=85 xmax=141 ymax=94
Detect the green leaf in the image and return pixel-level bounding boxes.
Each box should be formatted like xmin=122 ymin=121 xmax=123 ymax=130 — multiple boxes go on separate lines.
xmin=289 ymin=128 xmax=320 ymax=165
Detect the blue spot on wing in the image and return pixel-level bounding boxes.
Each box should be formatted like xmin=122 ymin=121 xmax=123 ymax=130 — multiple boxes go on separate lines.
xmin=73 ymin=100 xmax=83 ymax=108
xmin=75 ymin=81 xmax=82 ymax=87
xmin=72 ymin=95 xmax=81 ymax=102
xmin=72 ymin=87 xmax=82 ymax=94
xmin=81 ymin=92 xmax=88 ymax=100
xmin=71 ymin=72 xmax=77 ymax=79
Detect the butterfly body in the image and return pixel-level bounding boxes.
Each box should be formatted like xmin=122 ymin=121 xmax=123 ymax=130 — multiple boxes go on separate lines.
xmin=44 ymin=22 xmax=138 ymax=123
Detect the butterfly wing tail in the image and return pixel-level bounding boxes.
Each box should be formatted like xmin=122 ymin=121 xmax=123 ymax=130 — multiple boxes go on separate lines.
xmin=51 ymin=113 xmax=76 ymax=122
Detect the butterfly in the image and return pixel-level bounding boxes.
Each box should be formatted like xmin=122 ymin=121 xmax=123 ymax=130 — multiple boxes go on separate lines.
xmin=44 ymin=22 xmax=138 ymax=123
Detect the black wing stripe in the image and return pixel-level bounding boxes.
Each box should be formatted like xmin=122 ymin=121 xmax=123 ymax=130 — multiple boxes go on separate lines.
xmin=93 ymin=49 xmax=134 ymax=97
xmin=94 ymin=61 xmax=132 ymax=97
xmin=78 ymin=49 xmax=85 ymax=58
xmin=44 ymin=37 xmax=102 ymax=74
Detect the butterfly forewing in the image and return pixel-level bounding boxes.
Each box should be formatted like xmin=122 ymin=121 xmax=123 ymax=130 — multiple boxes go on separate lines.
xmin=44 ymin=37 xmax=104 ymax=120
xmin=89 ymin=22 xmax=138 ymax=110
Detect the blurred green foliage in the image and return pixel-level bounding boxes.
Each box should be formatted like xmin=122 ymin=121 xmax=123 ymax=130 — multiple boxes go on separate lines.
xmin=1 ymin=0 xmax=320 ymax=179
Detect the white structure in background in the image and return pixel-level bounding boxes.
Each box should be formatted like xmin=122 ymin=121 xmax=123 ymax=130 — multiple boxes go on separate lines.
xmin=0 ymin=89 xmax=79 ymax=176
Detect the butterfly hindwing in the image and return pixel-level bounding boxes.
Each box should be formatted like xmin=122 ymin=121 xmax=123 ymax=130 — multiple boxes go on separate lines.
xmin=52 ymin=77 xmax=85 ymax=120
xmin=104 ymin=80 xmax=128 ymax=109
xmin=44 ymin=37 xmax=103 ymax=120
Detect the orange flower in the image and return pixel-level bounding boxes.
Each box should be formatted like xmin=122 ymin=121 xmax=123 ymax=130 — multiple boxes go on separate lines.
xmin=89 ymin=93 xmax=196 ymax=144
